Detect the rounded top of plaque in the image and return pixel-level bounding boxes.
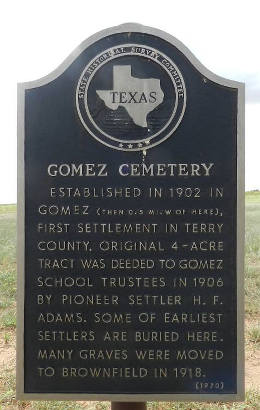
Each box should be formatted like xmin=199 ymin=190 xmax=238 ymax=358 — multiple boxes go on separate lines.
xmin=19 ymin=23 xmax=244 ymax=152
xmin=20 ymin=23 xmax=243 ymax=90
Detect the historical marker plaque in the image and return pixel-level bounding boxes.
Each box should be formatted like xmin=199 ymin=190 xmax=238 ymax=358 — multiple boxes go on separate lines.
xmin=17 ymin=24 xmax=244 ymax=401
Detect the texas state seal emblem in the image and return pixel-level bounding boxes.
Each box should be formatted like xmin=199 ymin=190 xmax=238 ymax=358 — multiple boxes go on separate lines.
xmin=76 ymin=44 xmax=186 ymax=151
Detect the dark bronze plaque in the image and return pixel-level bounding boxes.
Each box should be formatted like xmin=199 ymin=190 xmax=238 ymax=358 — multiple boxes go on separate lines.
xmin=17 ymin=24 xmax=244 ymax=401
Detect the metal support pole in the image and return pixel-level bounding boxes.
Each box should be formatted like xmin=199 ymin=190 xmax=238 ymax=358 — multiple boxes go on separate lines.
xmin=111 ymin=402 xmax=147 ymax=410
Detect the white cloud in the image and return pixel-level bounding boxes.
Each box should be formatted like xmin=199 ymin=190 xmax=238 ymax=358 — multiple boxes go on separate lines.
xmin=245 ymin=103 xmax=260 ymax=191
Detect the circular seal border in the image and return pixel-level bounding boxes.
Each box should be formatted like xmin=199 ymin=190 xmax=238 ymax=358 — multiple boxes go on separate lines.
xmin=76 ymin=44 xmax=187 ymax=151
xmin=84 ymin=51 xmax=178 ymax=144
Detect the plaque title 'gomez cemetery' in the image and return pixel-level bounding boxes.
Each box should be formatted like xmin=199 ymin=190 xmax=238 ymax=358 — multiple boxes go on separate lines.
xmin=17 ymin=24 xmax=245 ymax=401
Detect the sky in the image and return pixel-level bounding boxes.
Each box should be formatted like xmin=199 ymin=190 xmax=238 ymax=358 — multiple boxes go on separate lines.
xmin=0 ymin=0 xmax=259 ymax=203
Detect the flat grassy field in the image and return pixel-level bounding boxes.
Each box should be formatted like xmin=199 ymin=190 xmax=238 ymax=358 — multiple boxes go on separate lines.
xmin=0 ymin=193 xmax=259 ymax=409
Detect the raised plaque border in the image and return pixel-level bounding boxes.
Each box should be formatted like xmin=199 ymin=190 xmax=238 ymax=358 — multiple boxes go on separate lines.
xmin=17 ymin=22 xmax=245 ymax=402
